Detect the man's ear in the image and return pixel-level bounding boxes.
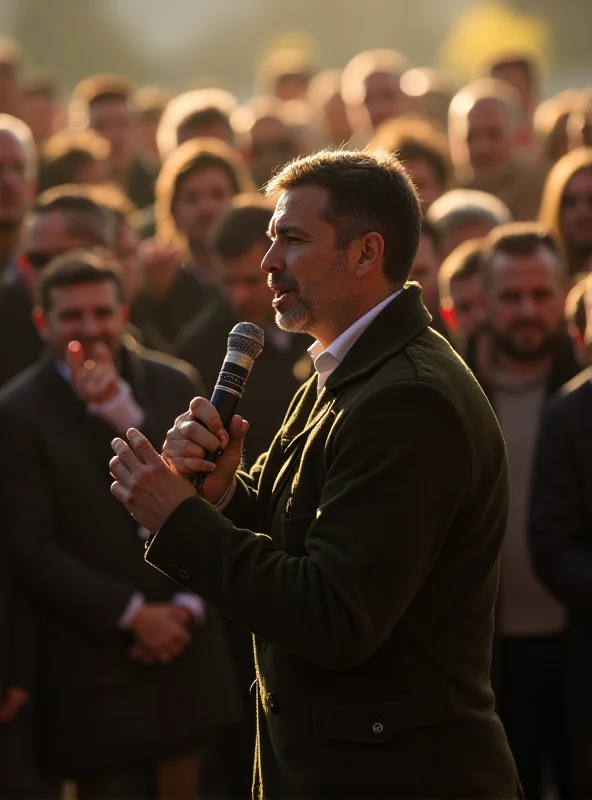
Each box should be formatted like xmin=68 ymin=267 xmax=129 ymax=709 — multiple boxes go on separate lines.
xmin=32 ymin=305 xmax=49 ymax=341
xmin=353 ymin=232 xmax=385 ymax=279
xmin=121 ymin=304 xmax=130 ymax=323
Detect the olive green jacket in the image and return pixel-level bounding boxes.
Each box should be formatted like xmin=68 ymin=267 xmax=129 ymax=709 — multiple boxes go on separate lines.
xmin=146 ymin=284 xmax=520 ymax=799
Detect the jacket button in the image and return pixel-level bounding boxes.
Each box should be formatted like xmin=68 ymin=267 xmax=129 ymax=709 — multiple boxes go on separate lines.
xmin=266 ymin=692 xmax=277 ymax=712
xmin=177 ymin=568 xmax=191 ymax=581
xmin=372 ymin=721 xmax=384 ymax=734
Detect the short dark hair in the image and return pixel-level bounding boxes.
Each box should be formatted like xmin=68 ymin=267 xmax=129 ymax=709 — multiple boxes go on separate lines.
xmin=265 ymin=149 xmax=422 ymax=285
xmin=73 ymin=75 xmax=133 ymax=109
xmin=38 ymin=129 xmax=109 ymax=193
xmin=212 ymin=195 xmax=274 ymax=259
xmin=481 ymin=222 xmax=563 ymax=284
xmin=397 ymin=141 xmax=450 ymax=190
xmin=438 ymin=237 xmax=484 ymax=304
xmin=32 ymin=188 xmax=117 ymax=248
xmin=37 ymin=249 xmax=125 ymax=310
xmin=489 ymin=56 xmax=538 ymax=88
xmin=369 ymin=117 xmax=451 ymax=190
xmin=178 ymin=107 xmax=232 ymax=140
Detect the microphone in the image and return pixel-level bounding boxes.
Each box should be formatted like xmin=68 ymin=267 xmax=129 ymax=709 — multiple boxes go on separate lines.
xmin=190 ymin=322 xmax=264 ymax=489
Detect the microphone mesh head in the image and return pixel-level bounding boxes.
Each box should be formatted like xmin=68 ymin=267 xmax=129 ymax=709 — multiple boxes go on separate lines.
xmin=228 ymin=322 xmax=265 ymax=359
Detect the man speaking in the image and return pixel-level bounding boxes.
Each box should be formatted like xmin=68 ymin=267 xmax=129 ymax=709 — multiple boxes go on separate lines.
xmin=110 ymin=149 xmax=520 ymax=799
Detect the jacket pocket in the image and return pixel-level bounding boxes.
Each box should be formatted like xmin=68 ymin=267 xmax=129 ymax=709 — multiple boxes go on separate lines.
xmin=312 ymin=689 xmax=453 ymax=743
xmin=279 ymin=510 xmax=316 ymax=556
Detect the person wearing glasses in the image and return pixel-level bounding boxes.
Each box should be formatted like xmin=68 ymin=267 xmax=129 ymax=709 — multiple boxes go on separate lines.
xmin=0 ymin=189 xmax=115 ymax=388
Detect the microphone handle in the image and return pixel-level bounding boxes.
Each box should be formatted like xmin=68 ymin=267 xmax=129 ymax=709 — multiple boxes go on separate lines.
xmin=202 ymin=385 xmax=242 ymax=464
xmin=190 ymin=359 xmax=249 ymax=492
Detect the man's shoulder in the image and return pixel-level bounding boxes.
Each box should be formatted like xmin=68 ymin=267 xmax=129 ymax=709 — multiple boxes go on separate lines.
xmin=0 ymin=359 xmax=47 ymax=412
xmin=176 ymin=302 xmax=234 ymax=353
xmin=549 ymin=366 xmax=592 ymax=416
xmin=356 ymin=328 xmax=495 ymax=433
xmin=397 ymin=328 xmax=481 ymax=393
xmin=135 ymin=346 xmax=201 ymax=388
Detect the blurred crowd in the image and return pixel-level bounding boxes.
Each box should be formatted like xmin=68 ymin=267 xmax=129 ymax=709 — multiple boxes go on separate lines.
xmin=0 ymin=33 xmax=592 ymax=800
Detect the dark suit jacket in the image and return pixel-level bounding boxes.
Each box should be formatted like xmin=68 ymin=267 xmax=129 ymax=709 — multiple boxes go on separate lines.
xmin=0 ymin=534 xmax=34 ymax=696
xmin=0 ymin=346 xmax=241 ymax=776
xmin=176 ymin=301 xmax=312 ymax=468
xmin=0 ymin=279 xmax=43 ymax=389
xmin=146 ymin=286 xmax=520 ymax=799
xmin=131 ymin=267 xmax=224 ymax=353
xmin=529 ymin=367 xmax=592 ymax=794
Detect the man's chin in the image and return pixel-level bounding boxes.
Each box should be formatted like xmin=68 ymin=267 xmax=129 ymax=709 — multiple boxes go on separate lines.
xmin=274 ymin=308 xmax=309 ymax=333
xmin=500 ymin=338 xmax=555 ymax=363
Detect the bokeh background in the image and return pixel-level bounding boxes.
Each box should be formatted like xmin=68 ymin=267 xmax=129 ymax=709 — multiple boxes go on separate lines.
xmin=1 ymin=0 xmax=590 ymax=99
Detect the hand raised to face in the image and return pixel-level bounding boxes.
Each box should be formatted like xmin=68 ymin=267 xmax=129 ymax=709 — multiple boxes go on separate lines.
xmin=67 ymin=340 xmax=120 ymax=405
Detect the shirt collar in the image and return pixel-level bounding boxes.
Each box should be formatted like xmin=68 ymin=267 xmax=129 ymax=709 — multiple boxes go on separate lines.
xmin=308 ymin=291 xmax=401 ymax=390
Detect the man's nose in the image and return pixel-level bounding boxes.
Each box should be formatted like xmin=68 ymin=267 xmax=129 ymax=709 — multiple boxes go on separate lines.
xmin=261 ymin=239 xmax=284 ymax=274
xmin=518 ymin=296 xmax=539 ymax=318
xmin=78 ymin=316 xmax=102 ymax=337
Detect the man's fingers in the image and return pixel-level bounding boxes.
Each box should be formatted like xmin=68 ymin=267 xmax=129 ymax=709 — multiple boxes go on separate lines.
xmin=109 ymin=455 xmax=130 ymax=484
xmin=180 ymin=458 xmax=216 ymax=475
xmin=66 ymin=340 xmax=85 ymax=383
xmin=111 ymin=437 xmax=143 ymax=472
xmin=90 ymin=341 xmax=114 ymax=366
xmin=177 ymin=420 xmax=221 ymax=453
xmin=110 ymin=480 xmax=130 ymax=504
xmin=86 ymin=370 xmax=115 ymax=401
xmin=188 ymin=397 xmax=227 ymax=443
xmin=127 ymin=429 xmax=162 ymax=465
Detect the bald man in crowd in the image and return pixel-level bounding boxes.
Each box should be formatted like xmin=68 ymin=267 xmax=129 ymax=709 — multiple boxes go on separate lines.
xmin=448 ymin=78 xmax=548 ymax=221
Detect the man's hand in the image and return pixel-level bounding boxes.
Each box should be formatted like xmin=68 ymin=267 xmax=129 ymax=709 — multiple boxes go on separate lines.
xmin=0 ymin=687 xmax=30 ymax=725
xmin=110 ymin=428 xmax=197 ymax=532
xmin=67 ymin=340 xmax=119 ymax=404
xmin=163 ymin=397 xmax=248 ymax=504
xmin=138 ymin=238 xmax=181 ymax=300
xmin=127 ymin=603 xmax=192 ymax=664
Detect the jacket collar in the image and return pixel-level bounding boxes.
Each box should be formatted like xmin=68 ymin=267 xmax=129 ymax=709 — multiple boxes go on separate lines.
xmin=324 ymin=283 xmax=432 ymax=393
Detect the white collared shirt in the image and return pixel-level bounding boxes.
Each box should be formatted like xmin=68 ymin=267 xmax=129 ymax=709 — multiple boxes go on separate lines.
xmin=308 ymin=291 xmax=401 ymax=390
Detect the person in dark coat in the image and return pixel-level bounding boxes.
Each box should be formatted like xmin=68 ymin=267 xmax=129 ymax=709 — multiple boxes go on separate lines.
xmin=110 ymin=149 xmax=520 ymax=799
xmin=0 ymin=529 xmax=50 ymax=798
xmin=529 ymin=285 xmax=592 ymax=796
xmin=0 ymin=252 xmax=240 ymax=799
xmin=465 ymin=223 xmax=582 ymax=800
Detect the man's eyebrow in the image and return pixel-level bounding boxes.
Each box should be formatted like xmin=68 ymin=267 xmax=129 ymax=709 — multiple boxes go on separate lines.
xmin=274 ymin=223 xmax=309 ymax=237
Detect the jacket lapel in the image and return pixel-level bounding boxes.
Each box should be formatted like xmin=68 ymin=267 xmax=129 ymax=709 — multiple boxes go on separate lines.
xmin=325 ymin=284 xmax=431 ymax=394
xmin=36 ymin=352 xmax=119 ymax=477
xmin=37 ymin=346 xmax=153 ymax=477
xmin=268 ymin=286 xmax=432 ymax=512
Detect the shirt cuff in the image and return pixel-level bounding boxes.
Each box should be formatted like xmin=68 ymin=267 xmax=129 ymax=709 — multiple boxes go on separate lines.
xmin=88 ymin=379 xmax=145 ymax=433
xmin=172 ymin=593 xmax=206 ymax=624
xmin=119 ymin=591 xmax=145 ymax=629
xmin=214 ymin=478 xmax=236 ymax=510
